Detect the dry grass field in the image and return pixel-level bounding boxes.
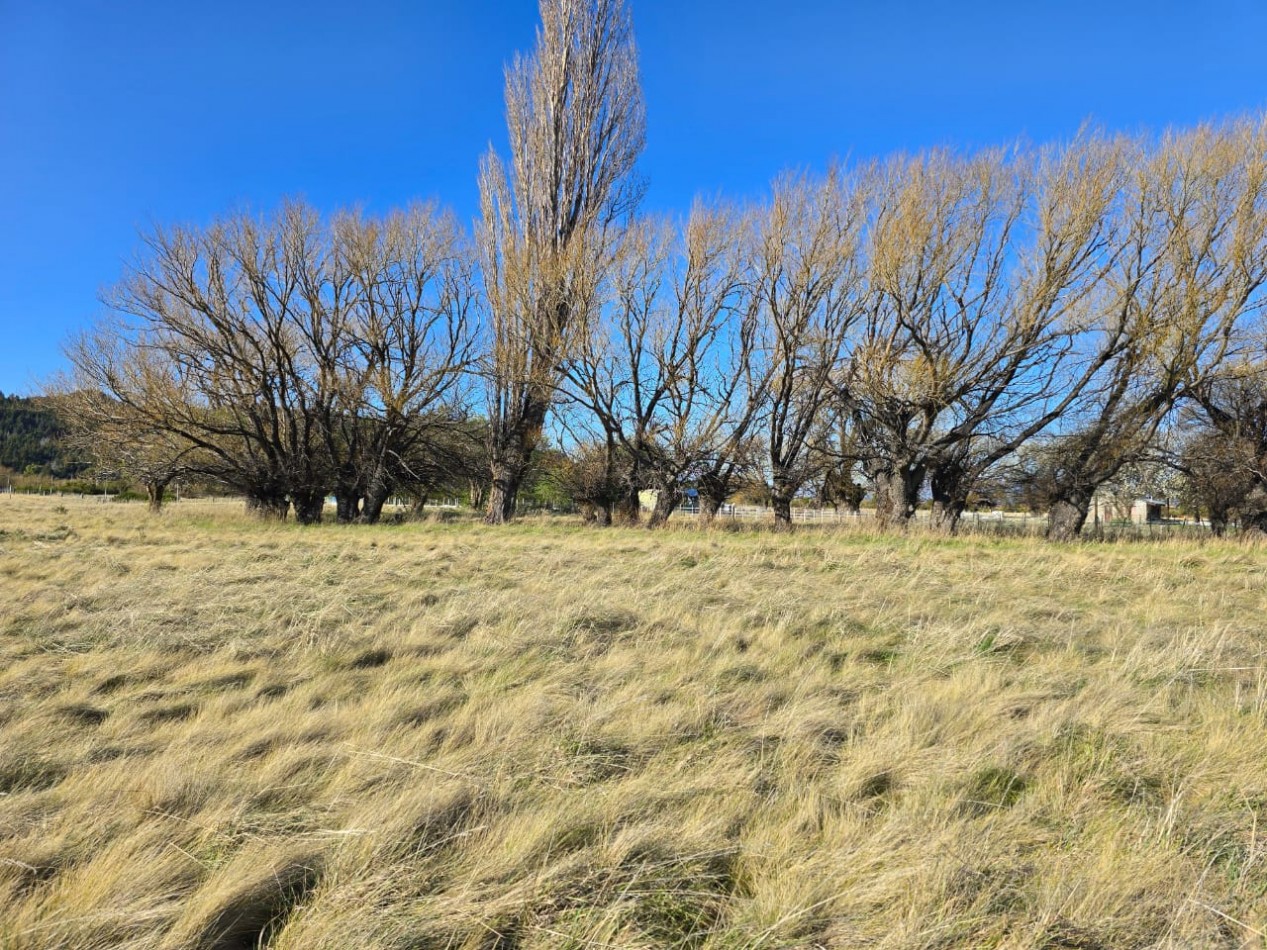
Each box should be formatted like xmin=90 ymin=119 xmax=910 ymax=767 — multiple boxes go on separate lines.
xmin=2 ymin=495 xmax=1267 ymax=949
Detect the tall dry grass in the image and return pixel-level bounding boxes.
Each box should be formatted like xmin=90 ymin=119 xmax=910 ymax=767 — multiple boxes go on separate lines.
xmin=1 ymin=494 xmax=1266 ymax=948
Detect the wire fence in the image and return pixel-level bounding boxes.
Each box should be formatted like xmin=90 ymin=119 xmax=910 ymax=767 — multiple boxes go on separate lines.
xmin=3 ymin=488 xmax=1234 ymax=539
xmin=670 ymin=503 xmax=1224 ymax=539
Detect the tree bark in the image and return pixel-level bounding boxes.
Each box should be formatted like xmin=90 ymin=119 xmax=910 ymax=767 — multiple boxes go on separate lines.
xmin=614 ymin=484 xmax=641 ymax=525
xmin=335 ymin=491 xmax=361 ymax=524
xmin=145 ymin=479 xmax=168 ymax=514
xmin=928 ymin=499 xmax=965 ymax=534
xmin=646 ymin=485 xmax=681 ymax=528
xmin=291 ymin=491 xmax=326 ymax=526
xmin=697 ymin=470 xmax=731 ymax=526
xmin=485 ymin=460 xmax=523 ymax=525
xmin=360 ymin=486 xmax=391 ymax=525
xmin=1241 ymin=486 xmax=1267 ymax=542
xmin=246 ymin=492 xmax=290 ymax=520
xmin=928 ymin=465 xmax=967 ymax=535
xmin=1047 ymin=493 xmax=1092 ymax=542
xmin=771 ymin=483 xmax=794 ymax=530
xmin=698 ymin=493 xmax=722 ymax=525
xmin=872 ymin=464 xmax=924 ymax=529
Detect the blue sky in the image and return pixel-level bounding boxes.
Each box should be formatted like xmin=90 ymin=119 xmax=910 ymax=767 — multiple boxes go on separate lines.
xmin=2 ymin=0 xmax=1266 ymax=394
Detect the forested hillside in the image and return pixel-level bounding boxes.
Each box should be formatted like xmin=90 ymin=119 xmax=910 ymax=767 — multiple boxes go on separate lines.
xmin=0 ymin=392 xmax=84 ymax=476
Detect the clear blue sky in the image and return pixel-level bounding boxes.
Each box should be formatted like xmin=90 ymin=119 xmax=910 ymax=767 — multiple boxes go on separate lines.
xmin=3 ymin=0 xmax=1266 ymax=394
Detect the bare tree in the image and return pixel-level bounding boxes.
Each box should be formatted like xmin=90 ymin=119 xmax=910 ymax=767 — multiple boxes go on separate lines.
xmin=478 ymin=0 xmax=645 ymax=524
xmin=1041 ymin=120 xmax=1267 ymax=540
xmin=756 ymin=171 xmax=866 ymax=528
xmin=1187 ymin=360 xmax=1267 ymax=537
xmin=561 ymin=205 xmax=755 ymax=527
xmin=62 ymin=201 xmax=474 ymax=523
xmin=842 ymin=140 xmax=1123 ymax=533
xmin=54 ymin=367 xmax=204 ymax=513
xmin=335 ymin=206 xmax=476 ymax=523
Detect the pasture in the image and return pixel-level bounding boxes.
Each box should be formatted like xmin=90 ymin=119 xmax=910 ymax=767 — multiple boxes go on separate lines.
xmin=2 ymin=495 xmax=1267 ymax=948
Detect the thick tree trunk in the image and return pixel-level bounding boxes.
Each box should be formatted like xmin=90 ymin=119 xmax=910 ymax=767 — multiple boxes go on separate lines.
xmin=145 ymin=479 xmax=168 ymax=514
xmin=771 ymin=486 xmax=793 ymax=529
xmin=1241 ymin=486 xmax=1267 ymax=542
xmin=614 ymin=484 xmax=641 ymax=525
xmin=485 ymin=461 xmax=524 ymax=525
xmin=929 ymin=499 xmax=965 ymax=534
xmin=335 ymin=492 xmax=361 ymax=524
xmin=1047 ymin=494 xmax=1092 ymax=542
xmin=486 ymin=395 xmax=549 ymax=525
xmin=697 ymin=470 xmax=731 ymax=526
xmin=361 ymin=487 xmax=391 ymax=525
xmin=928 ymin=465 xmax=967 ymax=535
xmin=698 ymin=493 xmax=722 ymax=525
xmin=246 ymin=492 xmax=290 ymax=520
xmin=646 ymin=485 xmax=680 ymax=528
xmin=291 ymin=491 xmax=326 ymax=526
xmin=1243 ymin=512 xmax=1267 ymax=541
xmin=872 ymin=464 xmax=924 ymax=529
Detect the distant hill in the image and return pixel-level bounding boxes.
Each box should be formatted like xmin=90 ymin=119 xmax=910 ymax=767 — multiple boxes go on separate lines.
xmin=0 ymin=392 xmax=87 ymax=476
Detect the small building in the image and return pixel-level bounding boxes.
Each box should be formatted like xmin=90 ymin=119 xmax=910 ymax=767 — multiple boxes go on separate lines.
xmin=1091 ymin=493 xmax=1167 ymax=525
xmin=638 ymin=488 xmax=699 ymax=512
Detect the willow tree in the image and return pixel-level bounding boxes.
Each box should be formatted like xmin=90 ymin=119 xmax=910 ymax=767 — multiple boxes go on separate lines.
xmin=478 ymin=0 xmax=645 ymax=524
xmin=562 ymin=206 xmax=754 ymax=528
xmin=756 ymin=171 xmax=867 ymax=528
xmin=1040 ymin=119 xmax=1267 ymax=541
xmin=844 ymin=138 xmax=1127 ymax=534
xmin=1187 ymin=361 xmax=1267 ymax=538
xmin=60 ymin=201 xmax=474 ymax=524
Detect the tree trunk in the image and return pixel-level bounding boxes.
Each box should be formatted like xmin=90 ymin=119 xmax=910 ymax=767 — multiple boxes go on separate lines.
xmin=246 ymin=492 xmax=290 ymax=520
xmin=697 ymin=470 xmax=731 ymax=526
xmin=928 ymin=465 xmax=967 ymax=535
xmin=771 ymin=483 xmax=794 ymax=530
xmin=485 ymin=461 xmax=523 ymax=525
xmin=928 ymin=499 xmax=965 ymax=534
xmin=646 ymin=485 xmax=680 ymax=528
xmin=698 ymin=493 xmax=722 ymax=525
xmin=1047 ymin=493 xmax=1092 ymax=542
xmin=1209 ymin=507 xmax=1229 ymax=538
xmin=1241 ymin=485 xmax=1267 ymax=542
xmin=145 ymin=479 xmax=168 ymax=514
xmin=872 ymin=464 xmax=924 ymax=529
xmin=335 ymin=491 xmax=361 ymax=524
xmin=361 ymin=486 xmax=391 ymax=525
xmin=1243 ymin=512 xmax=1267 ymax=542
xmin=291 ymin=491 xmax=326 ymax=526
xmin=485 ymin=396 xmax=548 ymax=525
xmin=614 ymin=484 xmax=641 ymax=525
xmin=468 ymin=479 xmax=487 ymax=513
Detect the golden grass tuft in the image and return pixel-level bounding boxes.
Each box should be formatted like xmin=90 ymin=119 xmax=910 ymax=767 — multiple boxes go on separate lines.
xmin=2 ymin=494 xmax=1267 ymax=947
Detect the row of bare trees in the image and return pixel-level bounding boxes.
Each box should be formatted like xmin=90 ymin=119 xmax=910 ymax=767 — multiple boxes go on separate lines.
xmin=541 ymin=124 xmax=1267 ymax=539
xmin=55 ymin=0 xmax=1267 ymax=539
xmin=59 ymin=203 xmax=479 ymax=523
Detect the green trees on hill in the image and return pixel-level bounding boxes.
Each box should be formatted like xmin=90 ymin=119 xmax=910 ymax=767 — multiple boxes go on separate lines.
xmin=0 ymin=392 xmax=84 ymax=477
